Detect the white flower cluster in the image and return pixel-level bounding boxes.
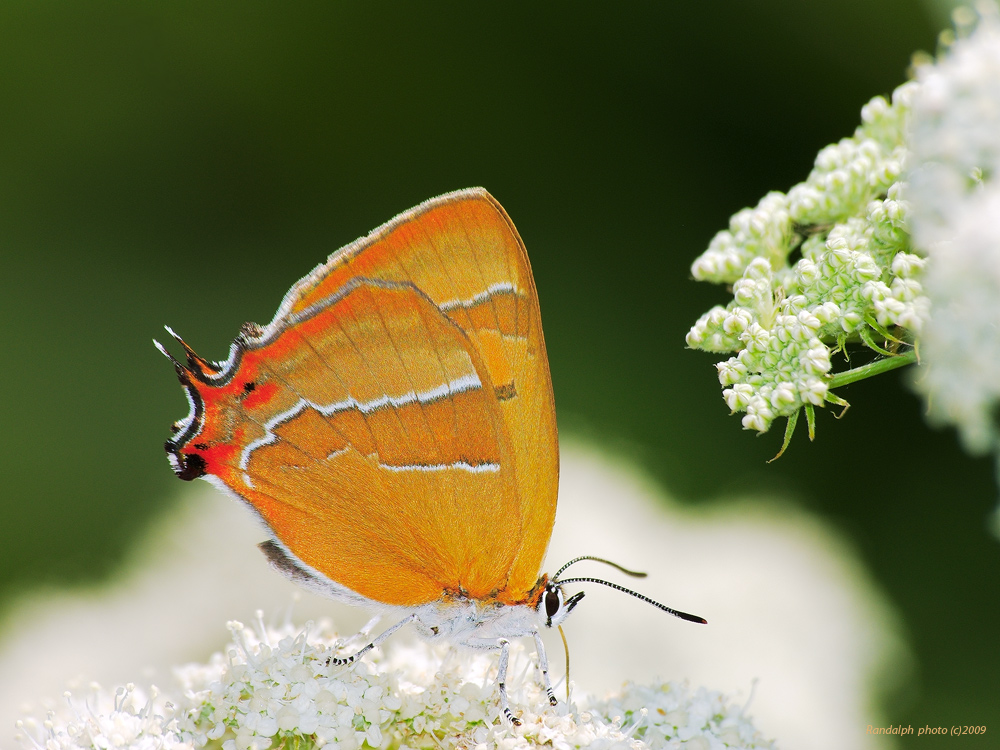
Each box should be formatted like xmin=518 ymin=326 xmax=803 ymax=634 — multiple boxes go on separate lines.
xmin=595 ymin=683 xmax=771 ymax=750
xmin=16 ymin=618 xmax=775 ymax=750
xmin=690 ymin=192 xmax=794 ymax=285
xmin=15 ymin=683 xmax=191 ymax=750
xmin=907 ymin=2 xmax=1000 ymax=456
xmin=687 ymin=62 xmax=927 ymax=433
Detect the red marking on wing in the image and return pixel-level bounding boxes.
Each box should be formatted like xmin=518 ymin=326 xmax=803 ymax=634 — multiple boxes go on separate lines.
xmin=196 ymin=442 xmax=238 ymax=476
xmin=242 ymin=381 xmax=279 ymax=410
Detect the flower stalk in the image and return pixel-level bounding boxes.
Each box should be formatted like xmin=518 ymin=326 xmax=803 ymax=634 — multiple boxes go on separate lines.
xmin=828 ymin=350 xmax=918 ymax=390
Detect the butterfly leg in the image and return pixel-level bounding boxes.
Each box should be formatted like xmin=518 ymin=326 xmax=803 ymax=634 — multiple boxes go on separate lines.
xmin=496 ymin=638 xmax=522 ymax=726
xmin=328 ymin=613 xmax=414 ymax=666
xmin=531 ymin=631 xmax=558 ymax=706
xmin=338 ymin=614 xmax=383 ymax=652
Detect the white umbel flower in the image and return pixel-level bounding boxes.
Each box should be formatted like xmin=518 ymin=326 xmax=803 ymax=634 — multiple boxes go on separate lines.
xmin=908 ymin=2 xmax=1000 ymax=456
xmin=686 ymin=25 xmax=930 ymax=439
xmin=16 ymin=619 xmax=776 ymax=750
xmin=15 ymin=684 xmax=192 ymax=750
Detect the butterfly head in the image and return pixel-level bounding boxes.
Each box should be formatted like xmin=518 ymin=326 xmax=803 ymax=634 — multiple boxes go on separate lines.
xmin=539 ymin=580 xmax=585 ymax=629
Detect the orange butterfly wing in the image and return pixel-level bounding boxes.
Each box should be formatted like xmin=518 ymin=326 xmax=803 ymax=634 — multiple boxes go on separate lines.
xmin=163 ymin=189 xmax=558 ymax=607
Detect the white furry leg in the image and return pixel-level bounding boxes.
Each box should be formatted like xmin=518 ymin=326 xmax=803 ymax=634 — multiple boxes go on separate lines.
xmin=328 ymin=614 xmax=414 ymax=666
xmin=497 ymin=639 xmax=521 ymax=726
xmin=532 ymin=630 xmax=557 ymax=707
xmin=338 ymin=614 xmax=383 ymax=651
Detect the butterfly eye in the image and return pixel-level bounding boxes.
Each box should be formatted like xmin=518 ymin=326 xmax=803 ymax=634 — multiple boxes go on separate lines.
xmin=544 ymin=588 xmax=561 ymax=620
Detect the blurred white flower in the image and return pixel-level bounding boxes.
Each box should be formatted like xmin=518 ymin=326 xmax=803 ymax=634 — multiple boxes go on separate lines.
xmin=15 ymin=683 xmax=192 ymax=750
xmin=907 ymin=2 xmax=1000 ymax=458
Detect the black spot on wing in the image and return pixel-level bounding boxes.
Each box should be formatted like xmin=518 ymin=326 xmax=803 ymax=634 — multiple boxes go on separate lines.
xmin=494 ymin=382 xmax=517 ymax=401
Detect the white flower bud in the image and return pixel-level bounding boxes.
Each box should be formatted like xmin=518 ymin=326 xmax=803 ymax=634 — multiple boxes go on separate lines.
xmin=796 ymin=310 xmax=822 ymax=332
xmin=745 ymin=257 xmax=773 ymax=280
xmin=724 ymin=383 xmax=755 ymax=411
xmin=884 ymin=197 xmax=906 ymax=223
xmin=891 ymin=252 xmax=927 ymax=277
xmin=762 ymin=350 xmax=781 ymax=369
xmin=741 ymin=322 xmax=771 ymax=352
xmin=816 ymin=144 xmax=842 ymax=171
xmin=685 ymin=326 xmax=705 ymax=348
xmin=783 ymin=294 xmax=808 ymax=313
xmin=796 ymin=259 xmax=820 ymax=284
xmin=723 ymin=307 xmax=753 ymax=335
xmin=860 ymin=280 xmax=889 ymax=302
xmin=707 ymin=306 xmax=728 ymax=326
xmin=859 ymin=139 xmax=881 ymax=161
xmin=741 ymin=411 xmax=773 ymax=433
xmin=891 ymin=277 xmax=923 ymax=301
xmin=788 ymin=320 xmax=812 ymax=342
xmin=841 ymin=311 xmax=864 ymax=331
xmin=717 ymin=358 xmax=747 ymax=386
xmin=732 ymin=278 xmax=757 ymax=306
xmin=801 ymin=344 xmax=832 ymax=375
xmin=876 ymin=296 xmax=907 ymax=319
xmin=788 ymin=185 xmax=821 ymax=217
xmin=813 ymin=301 xmax=842 ymax=324
xmin=800 ymin=377 xmax=829 ymax=405
xmin=769 ymin=381 xmax=798 ymax=410
xmin=860 ymin=95 xmax=890 ymax=126
xmin=827 ymin=168 xmax=849 ymax=191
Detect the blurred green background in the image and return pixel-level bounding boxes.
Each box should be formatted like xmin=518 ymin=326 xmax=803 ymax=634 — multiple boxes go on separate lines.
xmin=1 ymin=1 xmax=996 ymax=746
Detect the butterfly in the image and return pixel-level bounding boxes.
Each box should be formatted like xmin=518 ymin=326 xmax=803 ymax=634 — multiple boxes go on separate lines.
xmin=157 ymin=188 xmax=705 ymax=724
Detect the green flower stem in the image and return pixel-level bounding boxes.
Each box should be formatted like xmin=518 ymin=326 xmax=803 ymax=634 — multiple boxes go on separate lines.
xmin=828 ymin=349 xmax=918 ymax=389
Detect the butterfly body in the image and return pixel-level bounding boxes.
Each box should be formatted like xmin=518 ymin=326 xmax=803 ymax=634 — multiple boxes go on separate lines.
xmin=395 ymin=590 xmax=550 ymax=646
